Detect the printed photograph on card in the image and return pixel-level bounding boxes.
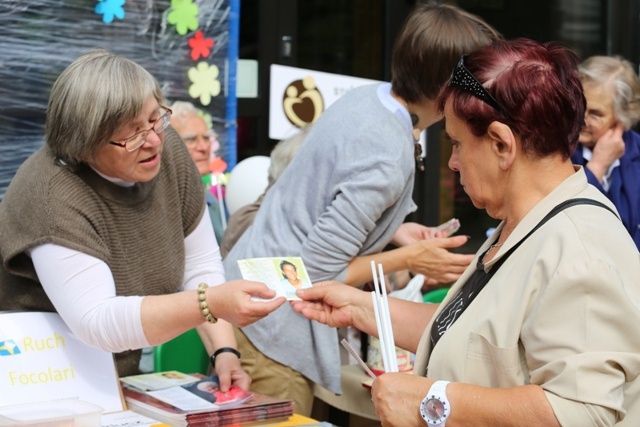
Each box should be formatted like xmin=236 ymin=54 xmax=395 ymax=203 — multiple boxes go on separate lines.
xmin=181 ymin=375 xmax=254 ymax=407
xmin=237 ymin=256 xmax=312 ymax=300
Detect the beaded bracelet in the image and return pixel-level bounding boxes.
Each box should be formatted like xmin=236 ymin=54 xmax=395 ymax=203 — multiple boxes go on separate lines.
xmin=197 ymin=283 xmax=218 ymax=324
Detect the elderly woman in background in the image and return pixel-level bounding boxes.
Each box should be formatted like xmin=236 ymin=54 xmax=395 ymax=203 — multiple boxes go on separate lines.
xmin=570 ymin=55 xmax=640 ymax=249
xmin=0 ymin=50 xmax=285 ymax=390
xmin=170 ymin=101 xmax=226 ymax=245
xmin=292 ymin=38 xmax=640 ymax=426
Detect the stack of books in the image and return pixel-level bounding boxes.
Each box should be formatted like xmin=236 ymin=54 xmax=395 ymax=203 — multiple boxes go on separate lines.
xmin=120 ymin=372 xmax=294 ymax=427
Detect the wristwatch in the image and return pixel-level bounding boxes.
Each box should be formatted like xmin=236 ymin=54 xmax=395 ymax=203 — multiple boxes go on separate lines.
xmin=420 ymin=380 xmax=451 ymax=426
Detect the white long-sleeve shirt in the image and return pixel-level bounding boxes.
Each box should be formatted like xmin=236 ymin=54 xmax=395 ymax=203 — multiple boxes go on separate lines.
xmin=28 ymin=205 xmax=225 ymax=353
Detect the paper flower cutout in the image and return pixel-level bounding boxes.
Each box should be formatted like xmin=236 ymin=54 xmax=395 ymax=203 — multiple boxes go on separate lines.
xmin=208 ymin=170 xmax=229 ymax=201
xmin=167 ymin=0 xmax=199 ymax=35
xmin=188 ymin=30 xmax=214 ymax=61
xmin=188 ymin=62 xmax=221 ymax=106
xmin=217 ymin=172 xmax=230 ymax=187
xmin=208 ymin=180 xmax=226 ymax=202
xmin=94 ymin=0 xmax=125 ymax=24
xmin=210 ymin=157 xmax=228 ymax=175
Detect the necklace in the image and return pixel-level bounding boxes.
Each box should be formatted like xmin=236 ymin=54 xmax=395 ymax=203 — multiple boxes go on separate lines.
xmin=480 ymin=241 xmax=503 ymax=264
xmin=488 ymin=242 xmax=503 ymax=251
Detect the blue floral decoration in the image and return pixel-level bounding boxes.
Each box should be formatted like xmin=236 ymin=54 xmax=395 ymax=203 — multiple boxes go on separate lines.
xmin=94 ymin=0 xmax=126 ymax=24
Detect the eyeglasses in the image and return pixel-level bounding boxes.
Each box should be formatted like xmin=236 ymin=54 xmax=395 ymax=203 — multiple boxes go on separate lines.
xmin=109 ymin=106 xmax=173 ymax=152
xmin=448 ymin=56 xmax=513 ymax=121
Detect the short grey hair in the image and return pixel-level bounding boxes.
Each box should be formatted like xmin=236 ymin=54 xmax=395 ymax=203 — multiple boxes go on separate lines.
xmin=169 ymin=100 xmax=202 ymax=122
xmin=267 ymin=125 xmax=311 ymax=185
xmin=46 ymin=49 xmax=163 ymax=170
xmin=579 ymin=55 xmax=640 ymax=130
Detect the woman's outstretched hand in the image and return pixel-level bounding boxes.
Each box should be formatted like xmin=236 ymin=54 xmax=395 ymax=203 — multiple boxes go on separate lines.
xmin=406 ymin=236 xmax=474 ymax=283
xmin=210 ymin=280 xmax=286 ymax=327
xmin=290 ymin=281 xmax=371 ymax=330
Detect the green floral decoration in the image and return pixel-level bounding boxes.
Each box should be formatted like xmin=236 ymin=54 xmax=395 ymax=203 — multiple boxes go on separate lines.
xmin=167 ymin=0 xmax=199 ymax=35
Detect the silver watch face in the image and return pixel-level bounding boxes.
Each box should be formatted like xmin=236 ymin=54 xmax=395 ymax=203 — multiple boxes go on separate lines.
xmin=424 ymin=397 xmax=445 ymax=420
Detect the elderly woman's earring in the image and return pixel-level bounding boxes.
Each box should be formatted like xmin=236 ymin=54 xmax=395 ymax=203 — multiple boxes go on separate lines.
xmin=410 ymin=113 xmax=419 ymax=127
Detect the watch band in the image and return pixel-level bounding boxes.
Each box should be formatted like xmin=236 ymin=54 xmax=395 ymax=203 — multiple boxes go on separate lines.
xmin=210 ymin=347 xmax=241 ymax=367
xmin=420 ymin=380 xmax=451 ymax=426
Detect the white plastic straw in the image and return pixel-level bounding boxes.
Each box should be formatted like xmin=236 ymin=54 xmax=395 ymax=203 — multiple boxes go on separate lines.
xmin=370 ymin=261 xmax=389 ymax=372
xmin=370 ymin=261 xmax=398 ymax=373
xmin=378 ymin=263 xmax=398 ymax=372
xmin=371 ymin=262 xmax=389 ymax=372
xmin=371 ymin=291 xmax=389 ymax=372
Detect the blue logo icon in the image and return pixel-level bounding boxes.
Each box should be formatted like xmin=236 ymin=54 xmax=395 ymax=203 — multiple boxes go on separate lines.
xmin=0 ymin=340 xmax=21 ymax=356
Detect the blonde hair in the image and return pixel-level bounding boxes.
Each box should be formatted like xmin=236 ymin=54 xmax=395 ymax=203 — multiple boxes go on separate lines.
xmin=579 ymin=55 xmax=640 ymax=130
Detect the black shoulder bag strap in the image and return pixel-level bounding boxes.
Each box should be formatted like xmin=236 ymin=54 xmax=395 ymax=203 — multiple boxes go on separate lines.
xmin=487 ymin=198 xmax=618 ymax=275
xmin=479 ymin=198 xmax=619 ymax=289
xmin=429 ymin=198 xmax=618 ymax=353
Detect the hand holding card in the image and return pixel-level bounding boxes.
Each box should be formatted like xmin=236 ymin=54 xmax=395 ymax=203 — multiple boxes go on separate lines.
xmin=435 ymin=218 xmax=460 ymax=237
xmin=238 ymin=257 xmax=313 ymax=300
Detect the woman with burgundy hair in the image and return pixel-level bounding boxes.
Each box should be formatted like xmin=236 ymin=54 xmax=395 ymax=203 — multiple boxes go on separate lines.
xmin=292 ymin=38 xmax=640 ymax=426
xmin=222 ymin=3 xmax=500 ymax=416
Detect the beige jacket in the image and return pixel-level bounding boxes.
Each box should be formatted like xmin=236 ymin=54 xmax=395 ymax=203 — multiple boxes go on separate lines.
xmin=414 ymin=169 xmax=640 ymax=426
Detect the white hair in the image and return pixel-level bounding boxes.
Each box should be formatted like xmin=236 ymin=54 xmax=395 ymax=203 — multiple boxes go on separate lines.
xmin=169 ymin=100 xmax=202 ymax=120
xmin=579 ymin=55 xmax=640 ymax=130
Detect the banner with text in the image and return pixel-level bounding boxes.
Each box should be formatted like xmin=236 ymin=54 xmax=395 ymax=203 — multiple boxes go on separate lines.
xmin=0 ymin=311 xmax=124 ymax=413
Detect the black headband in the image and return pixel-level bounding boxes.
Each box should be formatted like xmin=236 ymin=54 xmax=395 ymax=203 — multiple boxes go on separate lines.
xmin=448 ymin=55 xmax=513 ymax=121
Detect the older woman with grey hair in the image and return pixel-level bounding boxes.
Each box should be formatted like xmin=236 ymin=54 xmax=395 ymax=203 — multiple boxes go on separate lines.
xmin=169 ymin=100 xmax=226 ymax=244
xmin=0 ymin=49 xmax=285 ymax=388
xmin=570 ymin=55 xmax=640 ymax=249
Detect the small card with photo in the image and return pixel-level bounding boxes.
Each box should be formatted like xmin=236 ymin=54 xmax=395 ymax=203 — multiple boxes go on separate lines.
xmin=435 ymin=217 xmax=461 ymax=237
xmin=237 ymin=256 xmax=313 ymax=300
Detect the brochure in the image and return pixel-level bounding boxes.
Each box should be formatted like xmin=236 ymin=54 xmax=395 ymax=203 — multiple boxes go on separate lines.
xmin=120 ymin=371 xmax=201 ymax=391
xmin=122 ymin=374 xmax=294 ymax=427
xmin=237 ymin=256 xmax=313 ymax=300
xmin=146 ymin=375 xmax=253 ymax=411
